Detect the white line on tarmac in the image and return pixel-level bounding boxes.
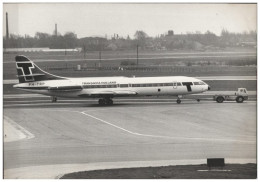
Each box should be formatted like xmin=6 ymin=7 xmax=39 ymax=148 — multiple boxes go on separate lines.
xmin=80 ymin=111 xmax=255 ymax=143
xmin=4 ymin=116 xmax=34 ymax=142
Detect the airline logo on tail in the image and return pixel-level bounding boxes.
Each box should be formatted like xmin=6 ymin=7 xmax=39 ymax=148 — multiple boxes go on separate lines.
xmin=15 ymin=55 xmax=65 ymax=83
xmin=16 ymin=61 xmax=35 ymax=81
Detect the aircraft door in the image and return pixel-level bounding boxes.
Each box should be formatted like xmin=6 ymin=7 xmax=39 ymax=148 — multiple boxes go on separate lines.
xmin=173 ymin=81 xmax=177 ymax=89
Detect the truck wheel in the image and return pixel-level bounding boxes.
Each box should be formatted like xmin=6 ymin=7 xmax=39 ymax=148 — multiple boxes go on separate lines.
xmin=216 ymin=96 xmax=224 ymax=103
xmin=236 ymin=96 xmax=244 ymax=103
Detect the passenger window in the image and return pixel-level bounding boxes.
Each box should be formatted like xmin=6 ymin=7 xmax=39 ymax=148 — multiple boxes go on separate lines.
xmin=120 ymin=84 xmax=128 ymax=88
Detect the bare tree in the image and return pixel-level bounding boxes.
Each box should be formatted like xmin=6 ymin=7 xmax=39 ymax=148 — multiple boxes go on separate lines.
xmin=134 ymin=30 xmax=148 ymax=48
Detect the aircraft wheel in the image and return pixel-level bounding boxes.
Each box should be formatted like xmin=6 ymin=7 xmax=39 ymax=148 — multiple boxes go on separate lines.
xmin=107 ymin=99 xmax=113 ymax=105
xmin=197 ymin=99 xmax=200 ymax=102
xmin=98 ymin=99 xmax=106 ymax=105
xmin=51 ymin=96 xmax=57 ymax=102
xmin=236 ymin=96 xmax=244 ymax=103
xmin=177 ymin=99 xmax=181 ymax=104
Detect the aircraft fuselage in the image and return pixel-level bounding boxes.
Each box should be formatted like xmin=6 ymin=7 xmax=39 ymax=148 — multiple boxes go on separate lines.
xmin=14 ymin=76 xmax=209 ymax=98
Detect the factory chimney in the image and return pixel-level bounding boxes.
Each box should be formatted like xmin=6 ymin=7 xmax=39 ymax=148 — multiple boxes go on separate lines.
xmin=6 ymin=12 xmax=9 ymax=39
xmin=55 ymin=23 xmax=57 ymax=36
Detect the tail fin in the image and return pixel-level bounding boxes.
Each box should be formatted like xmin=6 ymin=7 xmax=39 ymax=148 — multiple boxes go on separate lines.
xmin=15 ymin=55 xmax=66 ymax=83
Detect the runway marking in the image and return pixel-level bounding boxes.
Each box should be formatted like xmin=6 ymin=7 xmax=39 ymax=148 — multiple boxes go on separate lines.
xmin=80 ymin=111 xmax=255 ymax=143
xmin=4 ymin=115 xmax=35 ymax=142
xmin=81 ymin=111 xmax=145 ymax=136
xmin=42 ymin=109 xmax=82 ymax=113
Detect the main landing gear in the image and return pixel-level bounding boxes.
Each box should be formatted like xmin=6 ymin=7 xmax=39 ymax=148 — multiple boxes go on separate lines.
xmin=176 ymin=96 xmax=201 ymax=104
xmin=98 ymin=98 xmax=113 ymax=105
xmin=51 ymin=96 xmax=57 ymax=102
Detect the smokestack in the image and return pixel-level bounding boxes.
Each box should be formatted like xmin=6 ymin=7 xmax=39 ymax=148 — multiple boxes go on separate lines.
xmin=55 ymin=23 xmax=57 ymax=36
xmin=6 ymin=12 xmax=9 ymax=39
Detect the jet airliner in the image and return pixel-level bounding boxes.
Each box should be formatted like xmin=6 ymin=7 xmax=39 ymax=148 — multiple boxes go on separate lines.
xmin=13 ymin=55 xmax=210 ymax=105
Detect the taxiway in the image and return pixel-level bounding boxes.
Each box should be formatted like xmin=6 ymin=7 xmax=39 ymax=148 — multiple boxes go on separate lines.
xmin=3 ymin=97 xmax=256 ymax=178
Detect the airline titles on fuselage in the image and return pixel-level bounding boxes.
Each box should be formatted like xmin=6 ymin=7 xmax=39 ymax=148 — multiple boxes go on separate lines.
xmin=82 ymin=81 xmax=116 ymax=85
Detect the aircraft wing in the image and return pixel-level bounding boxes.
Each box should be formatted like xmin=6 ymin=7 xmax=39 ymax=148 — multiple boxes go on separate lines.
xmin=78 ymin=90 xmax=137 ymax=97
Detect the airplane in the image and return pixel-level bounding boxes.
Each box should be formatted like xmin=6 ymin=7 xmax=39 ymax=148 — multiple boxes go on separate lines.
xmin=13 ymin=55 xmax=210 ymax=105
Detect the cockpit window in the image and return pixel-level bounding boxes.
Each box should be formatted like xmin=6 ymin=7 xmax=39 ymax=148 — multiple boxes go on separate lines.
xmin=193 ymin=82 xmax=206 ymax=85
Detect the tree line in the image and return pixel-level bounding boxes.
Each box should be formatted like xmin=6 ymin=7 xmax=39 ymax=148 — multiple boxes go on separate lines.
xmin=3 ymin=29 xmax=257 ymax=51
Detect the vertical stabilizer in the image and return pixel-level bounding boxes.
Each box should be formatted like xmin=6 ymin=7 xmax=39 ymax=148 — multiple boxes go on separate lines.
xmin=15 ymin=55 xmax=66 ymax=83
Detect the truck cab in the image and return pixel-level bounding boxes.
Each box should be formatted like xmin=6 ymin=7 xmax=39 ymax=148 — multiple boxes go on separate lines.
xmin=214 ymin=88 xmax=248 ymax=103
xmin=235 ymin=88 xmax=248 ymax=96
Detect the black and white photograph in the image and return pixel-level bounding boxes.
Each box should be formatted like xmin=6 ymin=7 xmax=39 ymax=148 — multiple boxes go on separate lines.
xmin=2 ymin=2 xmax=257 ymax=179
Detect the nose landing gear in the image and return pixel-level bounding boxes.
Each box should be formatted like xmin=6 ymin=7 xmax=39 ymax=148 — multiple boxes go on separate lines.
xmin=176 ymin=95 xmax=182 ymax=104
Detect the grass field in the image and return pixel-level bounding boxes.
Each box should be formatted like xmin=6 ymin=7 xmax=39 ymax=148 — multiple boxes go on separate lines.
xmin=3 ymin=47 xmax=256 ymax=60
xmin=3 ymin=48 xmax=256 ymax=80
xmin=61 ymin=163 xmax=256 ymax=179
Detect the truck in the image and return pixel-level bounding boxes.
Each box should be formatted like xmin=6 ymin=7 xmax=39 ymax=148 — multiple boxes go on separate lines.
xmin=213 ymin=88 xmax=249 ymax=103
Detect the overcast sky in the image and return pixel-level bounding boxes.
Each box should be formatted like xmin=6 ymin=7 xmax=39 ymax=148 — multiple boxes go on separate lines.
xmin=3 ymin=3 xmax=257 ymax=38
